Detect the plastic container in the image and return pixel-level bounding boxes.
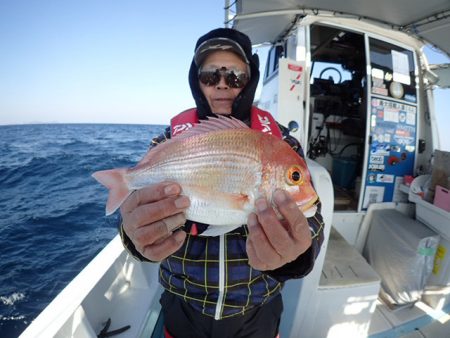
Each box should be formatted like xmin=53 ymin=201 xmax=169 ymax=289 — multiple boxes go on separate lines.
xmin=332 ymin=156 xmax=358 ymax=189
xmin=434 ymin=185 xmax=450 ymax=212
xmin=415 ymin=196 xmax=450 ymax=287
xmin=428 ymin=237 xmax=450 ymax=286
xmin=415 ymin=198 xmax=450 ymax=240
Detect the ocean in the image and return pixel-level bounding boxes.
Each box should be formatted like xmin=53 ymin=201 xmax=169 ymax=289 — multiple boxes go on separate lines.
xmin=0 ymin=123 xmax=166 ymax=338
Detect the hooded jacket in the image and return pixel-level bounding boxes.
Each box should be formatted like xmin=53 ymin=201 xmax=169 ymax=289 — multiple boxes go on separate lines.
xmin=188 ymin=28 xmax=260 ymax=122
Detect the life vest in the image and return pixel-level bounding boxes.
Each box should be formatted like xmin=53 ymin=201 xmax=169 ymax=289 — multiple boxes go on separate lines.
xmin=170 ymin=106 xmax=283 ymax=139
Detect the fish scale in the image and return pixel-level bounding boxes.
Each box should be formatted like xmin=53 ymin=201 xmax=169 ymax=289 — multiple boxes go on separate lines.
xmin=130 ymin=151 xmax=261 ymax=192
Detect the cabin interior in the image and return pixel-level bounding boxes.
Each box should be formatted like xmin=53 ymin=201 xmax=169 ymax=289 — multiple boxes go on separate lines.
xmin=308 ymin=24 xmax=367 ymax=211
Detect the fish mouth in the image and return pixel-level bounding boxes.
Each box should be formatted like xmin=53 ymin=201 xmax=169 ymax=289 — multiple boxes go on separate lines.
xmin=298 ymin=196 xmax=319 ymax=218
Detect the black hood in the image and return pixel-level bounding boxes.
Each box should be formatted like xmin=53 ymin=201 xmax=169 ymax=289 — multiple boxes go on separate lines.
xmin=188 ymin=28 xmax=260 ymax=121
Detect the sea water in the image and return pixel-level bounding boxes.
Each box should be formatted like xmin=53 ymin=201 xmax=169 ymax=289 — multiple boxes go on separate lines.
xmin=0 ymin=123 xmax=166 ymax=337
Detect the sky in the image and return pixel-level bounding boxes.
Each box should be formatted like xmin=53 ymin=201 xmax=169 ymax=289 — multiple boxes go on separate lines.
xmin=0 ymin=0 xmax=228 ymax=125
xmin=0 ymin=1 xmax=449 ymax=148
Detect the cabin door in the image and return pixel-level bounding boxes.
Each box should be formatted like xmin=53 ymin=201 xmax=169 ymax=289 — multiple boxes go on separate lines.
xmin=360 ymin=38 xmax=418 ymax=210
xmin=307 ymin=25 xmax=419 ymax=211
xmin=308 ymin=24 xmax=367 ymax=211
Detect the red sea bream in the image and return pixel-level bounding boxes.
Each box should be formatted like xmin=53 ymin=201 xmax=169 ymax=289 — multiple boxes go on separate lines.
xmin=92 ymin=116 xmax=318 ymax=236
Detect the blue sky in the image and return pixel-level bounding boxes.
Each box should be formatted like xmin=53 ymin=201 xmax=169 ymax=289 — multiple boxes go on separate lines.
xmin=0 ymin=1 xmax=448 ymax=148
xmin=0 ymin=0 xmax=226 ymax=125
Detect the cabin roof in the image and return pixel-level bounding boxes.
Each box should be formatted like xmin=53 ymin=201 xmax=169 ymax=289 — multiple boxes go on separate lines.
xmin=230 ymin=0 xmax=450 ymax=57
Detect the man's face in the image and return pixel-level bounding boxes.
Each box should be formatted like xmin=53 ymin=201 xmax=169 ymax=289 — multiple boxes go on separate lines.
xmin=198 ymin=50 xmax=248 ymax=115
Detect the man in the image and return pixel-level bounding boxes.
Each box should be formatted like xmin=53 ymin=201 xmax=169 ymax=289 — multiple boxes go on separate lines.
xmin=120 ymin=28 xmax=324 ymax=338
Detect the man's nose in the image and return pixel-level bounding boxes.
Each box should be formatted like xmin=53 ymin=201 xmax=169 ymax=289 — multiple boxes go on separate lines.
xmin=216 ymin=75 xmax=229 ymax=89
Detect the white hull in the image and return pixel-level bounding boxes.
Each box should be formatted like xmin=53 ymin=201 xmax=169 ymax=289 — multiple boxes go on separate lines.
xmin=20 ymin=236 xmax=162 ymax=338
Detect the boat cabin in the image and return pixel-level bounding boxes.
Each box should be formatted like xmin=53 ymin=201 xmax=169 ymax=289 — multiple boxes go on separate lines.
xmin=258 ymin=18 xmax=433 ymax=214
xmin=231 ymin=2 xmax=450 ymax=337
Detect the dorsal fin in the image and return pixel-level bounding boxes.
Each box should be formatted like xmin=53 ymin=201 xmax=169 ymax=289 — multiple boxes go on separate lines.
xmin=136 ymin=115 xmax=248 ymax=166
xmin=172 ymin=115 xmax=249 ymax=140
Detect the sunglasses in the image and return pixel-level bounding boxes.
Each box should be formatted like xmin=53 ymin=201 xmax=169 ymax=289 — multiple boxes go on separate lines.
xmin=198 ymin=67 xmax=249 ymax=89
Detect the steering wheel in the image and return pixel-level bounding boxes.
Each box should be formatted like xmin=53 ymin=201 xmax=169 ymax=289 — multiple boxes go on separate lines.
xmin=319 ymin=67 xmax=342 ymax=84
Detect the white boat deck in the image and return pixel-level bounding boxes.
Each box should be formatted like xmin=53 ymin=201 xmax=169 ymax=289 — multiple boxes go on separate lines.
xmin=369 ymin=300 xmax=450 ymax=337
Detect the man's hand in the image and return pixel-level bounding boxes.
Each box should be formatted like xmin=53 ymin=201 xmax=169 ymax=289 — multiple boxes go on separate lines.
xmin=246 ymin=189 xmax=312 ymax=271
xmin=120 ymin=182 xmax=189 ymax=261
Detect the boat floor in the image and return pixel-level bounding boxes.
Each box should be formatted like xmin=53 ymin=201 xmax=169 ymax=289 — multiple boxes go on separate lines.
xmin=146 ymin=300 xmax=450 ymax=338
xmin=333 ymin=186 xmax=359 ymax=211
xmin=369 ymin=300 xmax=450 ymax=338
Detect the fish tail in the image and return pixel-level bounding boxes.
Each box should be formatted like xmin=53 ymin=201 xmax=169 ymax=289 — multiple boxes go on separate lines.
xmin=92 ymin=168 xmax=131 ymax=216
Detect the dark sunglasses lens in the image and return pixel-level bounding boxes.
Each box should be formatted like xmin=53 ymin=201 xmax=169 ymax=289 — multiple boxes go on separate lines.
xmin=199 ymin=69 xmax=248 ymax=88
xmin=199 ymin=71 xmax=220 ymax=86
xmin=225 ymin=72 xmax=248 ymax=88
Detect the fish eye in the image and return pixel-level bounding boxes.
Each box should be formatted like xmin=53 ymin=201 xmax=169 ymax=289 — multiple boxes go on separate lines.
xmin=286 ymin=165 xmax=303 ymax=186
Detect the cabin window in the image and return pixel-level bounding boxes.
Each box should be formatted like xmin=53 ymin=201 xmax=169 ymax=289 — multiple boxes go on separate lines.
xmin=264 ymin=44 xmax=285 ymax=82
xmin=310 ymin=62 xmax=352 ymax=84
xmin=369 ymin=38 xmax=417 ymax=103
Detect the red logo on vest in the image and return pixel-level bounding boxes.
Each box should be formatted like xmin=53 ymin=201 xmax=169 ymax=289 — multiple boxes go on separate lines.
xmin=250 ymin=106 xmax=283 ymax=139
xmin=172 ymin=123 xmax=194 ymax=136
xmin=171 ymin=107 xmax=282 ymax=140
xmin=257 ymin=114 xmax=273 ymax=134
xmin=171 ymin=109 xmax=199 ymax=137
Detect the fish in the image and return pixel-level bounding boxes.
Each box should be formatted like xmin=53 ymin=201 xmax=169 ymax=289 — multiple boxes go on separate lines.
xmin=92 ymin=116 xmax=318 ymax=236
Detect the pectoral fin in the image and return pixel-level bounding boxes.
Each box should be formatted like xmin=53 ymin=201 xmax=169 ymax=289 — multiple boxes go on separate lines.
xmin=185 ymin=186 xmax=251 ymax=210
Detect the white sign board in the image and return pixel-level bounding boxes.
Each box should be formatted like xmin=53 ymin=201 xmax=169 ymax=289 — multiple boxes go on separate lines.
xmin=277 ymin=58 xmax=306 ymax=143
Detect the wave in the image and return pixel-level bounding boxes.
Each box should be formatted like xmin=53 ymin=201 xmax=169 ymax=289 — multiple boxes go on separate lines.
xmin=0 ymin=293 xmax=25 ymax=306
xmin=0 ymin=315 xmax=26 ymax=322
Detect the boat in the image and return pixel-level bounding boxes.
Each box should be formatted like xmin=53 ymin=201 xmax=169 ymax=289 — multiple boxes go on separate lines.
xmin=20 ymin=1 xmax=450 ymax=337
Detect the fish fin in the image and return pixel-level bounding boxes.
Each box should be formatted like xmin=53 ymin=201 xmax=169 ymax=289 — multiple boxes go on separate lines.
xmin=188 ymin=187 xmax=251 ymax=210
xmin=172 ymin=115 xmax=249 ymax=140
xmin=226 ymin=193 xmax=251 ymax=209
xmin=199 ymin=224 xmax=242 ymax=237
xmin=136 ymin=150 xmax=153 ymax=166
xmin=92 ymin=168 xmax=131 ymax=216
xmin=135 ymin=116 xmax=249 ymax=167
